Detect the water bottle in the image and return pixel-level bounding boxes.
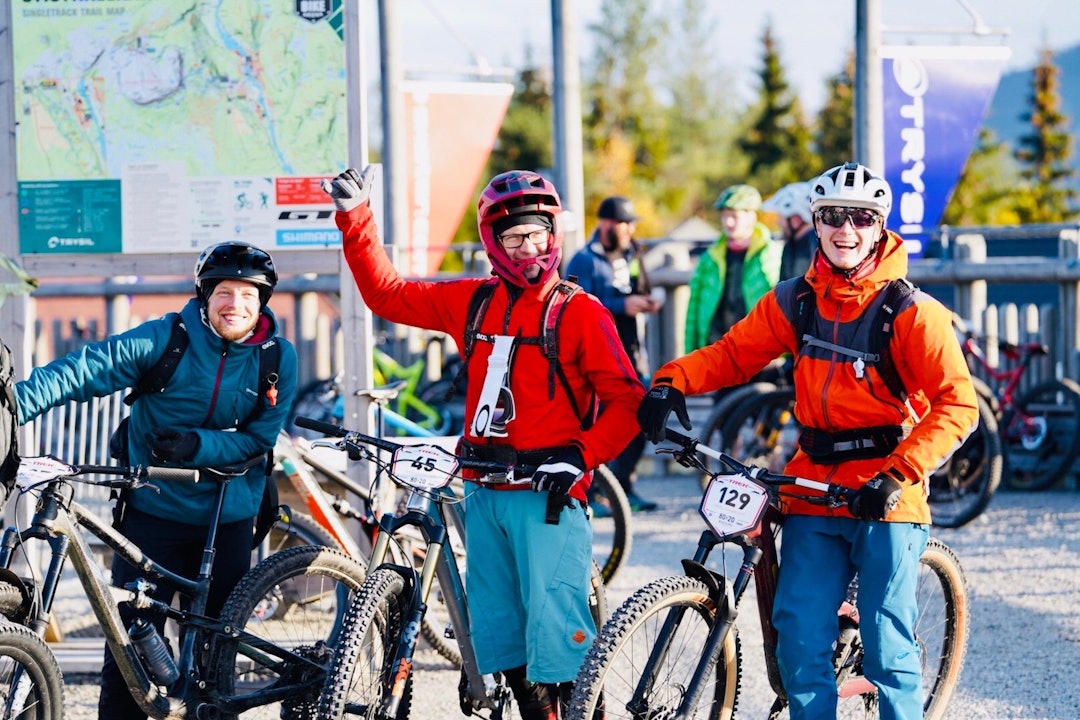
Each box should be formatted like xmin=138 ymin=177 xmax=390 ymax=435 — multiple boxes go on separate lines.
xmin=129 ymin=618 xmax=180 ymax=688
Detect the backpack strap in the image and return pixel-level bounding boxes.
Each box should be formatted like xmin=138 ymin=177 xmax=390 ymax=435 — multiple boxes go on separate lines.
xmin=448 ymin=278 xmax=500 ymax=400
xmin=240 ymin=338 xmax=282 ymax=431
xmin=541 ymin=281 xmax=594 ymax=427
xmin=124 ymin=316 xmax=189 ymax=406
xmin=870 ymin=279 xmax=916 ymax=403
xmin=789 ymin=277 xmax=915 ymax=402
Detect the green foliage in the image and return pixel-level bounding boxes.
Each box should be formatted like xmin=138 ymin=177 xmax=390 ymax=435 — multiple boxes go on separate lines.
xmin=1014 ymin=47 xmax=1077 ymax=222
xmin=942 ymin=129 xmax=1023 ymax=225
xmin=816 ymin=51 xmax=855 ymax=167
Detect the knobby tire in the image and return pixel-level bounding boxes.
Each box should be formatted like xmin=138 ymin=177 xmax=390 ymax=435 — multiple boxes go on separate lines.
xmin=567 ymin=575 xmax=741 ymax=720
xmin=214 ymin=545 xmax=368 ymax=719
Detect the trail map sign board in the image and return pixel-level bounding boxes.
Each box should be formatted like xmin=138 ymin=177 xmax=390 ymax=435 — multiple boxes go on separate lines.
xmin=12 ymin=0 xmax=348 ymax=255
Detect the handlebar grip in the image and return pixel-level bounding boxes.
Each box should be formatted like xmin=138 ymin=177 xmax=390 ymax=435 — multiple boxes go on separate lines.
xmin=294 ymin=416 xmax=348 ymax=438
xmin=665 ymin=427 xmax=695 ymax=446
xmin=146 ymin=466 xmax=200 ymax=483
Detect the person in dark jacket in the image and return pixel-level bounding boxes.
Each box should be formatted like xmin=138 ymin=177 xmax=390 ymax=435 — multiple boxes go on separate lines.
xmin=15 ymin=242 xmax=297 ymax=720
xmin=566 ymin=196 xmax=660 ymax=512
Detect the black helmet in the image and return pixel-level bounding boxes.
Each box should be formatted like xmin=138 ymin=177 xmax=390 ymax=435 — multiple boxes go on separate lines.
xmin=194 ymin=241 xmax=278 ymax=306
xmin=597 ymin=196 xmax=639 ymax=223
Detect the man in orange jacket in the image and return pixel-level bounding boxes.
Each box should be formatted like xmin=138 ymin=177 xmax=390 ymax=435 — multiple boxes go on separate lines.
xmin=324 ymin=167 xmax=642 ymax=719
xmin=638 ymin=162 xmax=978 ymax=720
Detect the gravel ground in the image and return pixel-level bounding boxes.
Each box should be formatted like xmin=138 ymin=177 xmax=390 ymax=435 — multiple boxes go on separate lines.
xmin=57 ymin=472 xmax=1080 ymax=719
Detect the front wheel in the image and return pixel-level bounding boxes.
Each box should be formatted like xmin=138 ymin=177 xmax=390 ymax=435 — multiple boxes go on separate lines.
xmin=0 ymin=622 xmax=65 ymax=720
xmin=567 ymin=575 xmax=741 ymax=720
xmin=1002 ymin=378 xmax=1080 ymax=491
xmin=214 ymin=545 xmax=368 ymax=719
xmin=316 ymin=567 xmax=413 ymax=720
xmin=915 ymin=538 xmax=969 ymax=720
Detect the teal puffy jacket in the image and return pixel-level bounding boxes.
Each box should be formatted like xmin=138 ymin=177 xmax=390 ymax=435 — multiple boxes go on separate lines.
xmin=15 ymin=298 xmax=297 ymax=524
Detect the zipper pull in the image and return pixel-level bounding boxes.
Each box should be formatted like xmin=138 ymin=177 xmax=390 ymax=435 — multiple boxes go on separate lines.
xmin=852 ymin=357 xmax=865 ymax=379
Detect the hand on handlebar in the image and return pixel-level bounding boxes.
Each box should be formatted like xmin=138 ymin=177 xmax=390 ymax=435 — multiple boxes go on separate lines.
xmin=531 ymin=447 xmax=586 ymax=496
xmin=847 ymin=472 xmax=904 ymax=521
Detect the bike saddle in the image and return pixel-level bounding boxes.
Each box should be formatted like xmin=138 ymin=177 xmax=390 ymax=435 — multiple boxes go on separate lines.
xmin=202 ymin=455 xmax=266 ymax=479
xmin=355 ymin=379 xmax=408 ymax=403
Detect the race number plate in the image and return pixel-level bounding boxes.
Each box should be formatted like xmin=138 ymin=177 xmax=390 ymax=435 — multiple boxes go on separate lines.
xmin=15 ymin=456 xmax=76 ymax=489
xmin=391 ymin=444 xmax=459 ymax=490
xmin=699 ymin=473 xmax=769 ymax=537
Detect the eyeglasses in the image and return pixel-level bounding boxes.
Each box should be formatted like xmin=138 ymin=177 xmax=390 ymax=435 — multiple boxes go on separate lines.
xmin=815 ymin=207 xmax=880 ymax=229
xmin=498 ymin=229 xmax=550 ymax=248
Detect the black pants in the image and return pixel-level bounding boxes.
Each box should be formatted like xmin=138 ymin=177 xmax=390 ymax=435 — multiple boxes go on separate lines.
xmin=606 ymin=431 xmax=647 ymax=493
xmin=98 ymin=508 xmax=254 ymax=720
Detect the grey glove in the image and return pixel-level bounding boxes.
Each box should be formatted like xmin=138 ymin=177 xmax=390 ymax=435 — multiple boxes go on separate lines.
xmin=531 ymin=447 xmax=586 ymax=496
xmin=847 ymin=472 xmax=904 ymax=521
xmin=321 ymin=166 xmax=375 ymax=212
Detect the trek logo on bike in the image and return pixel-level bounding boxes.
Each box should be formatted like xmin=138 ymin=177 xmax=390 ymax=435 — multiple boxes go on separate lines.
xmin=700 ymin=473 xmax=769 ymax=537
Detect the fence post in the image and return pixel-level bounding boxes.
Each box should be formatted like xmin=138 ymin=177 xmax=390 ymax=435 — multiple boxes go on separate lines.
xmin=1060 ymin=229 xmax=1080 ymax=381
xmin=952 ymin=234 xmax=987 ymax=325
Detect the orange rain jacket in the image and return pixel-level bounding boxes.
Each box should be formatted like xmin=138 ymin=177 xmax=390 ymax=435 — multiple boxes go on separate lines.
xmin=336 ymin=204 xmax=645 ymax=502
xmin=654 ymin=230 xmax=978 ymax=523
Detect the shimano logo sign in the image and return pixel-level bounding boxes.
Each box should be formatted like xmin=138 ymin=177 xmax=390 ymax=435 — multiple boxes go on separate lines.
xmin=891 ymin=57 xmax=929 ymax=235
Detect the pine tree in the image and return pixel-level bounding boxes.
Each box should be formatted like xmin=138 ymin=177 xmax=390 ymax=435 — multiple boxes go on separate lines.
xmin=738 ymin=21 xmax=816 ymax=189
xmin=816 ymin=50 xmax=855 ymax=167
xmin=1014 ymin=47 xmax=1077 ymax=222
xmin=942 ymin=128 xmax=1022 ymax=225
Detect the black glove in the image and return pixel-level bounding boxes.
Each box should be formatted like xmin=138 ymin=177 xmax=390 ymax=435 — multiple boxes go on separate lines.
xmin=531 ymin=447 xmax=586 ymax=496
xmin=636 ymin=384 xmax=691 ymax=444
xmin=320 ymin=166 xmax=376 ymax=212
xmin=147 ymin=428 xmax=201 ymax=463
xmin=847 ymin=472 xmax=904 ymax=521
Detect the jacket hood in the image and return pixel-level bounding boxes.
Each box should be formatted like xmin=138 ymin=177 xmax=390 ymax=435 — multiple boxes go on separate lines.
xmin=805 ymin=230 xmax=908 ymax=316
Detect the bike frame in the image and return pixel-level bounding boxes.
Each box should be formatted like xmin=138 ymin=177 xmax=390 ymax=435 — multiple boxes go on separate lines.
xmin=364 ymin=481 xmax=493 ymax=716
xmin=0 ymin=470 xmax=322 ymax=718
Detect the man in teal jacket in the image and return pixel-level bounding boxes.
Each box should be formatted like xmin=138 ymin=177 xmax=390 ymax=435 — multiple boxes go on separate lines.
xmin=15 ymin=241 xmax=297 ymax=720
xmin=684 ymin=184 xmax=780 ymax=353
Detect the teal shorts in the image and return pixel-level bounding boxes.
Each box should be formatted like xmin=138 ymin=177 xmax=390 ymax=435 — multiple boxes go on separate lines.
xmin=462 ymin=484 xmax=595 ymax=684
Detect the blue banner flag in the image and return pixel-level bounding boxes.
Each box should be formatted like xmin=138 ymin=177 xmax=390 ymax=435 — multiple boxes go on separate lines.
xmin=881 ymin=45 xmax=1011 ymax=256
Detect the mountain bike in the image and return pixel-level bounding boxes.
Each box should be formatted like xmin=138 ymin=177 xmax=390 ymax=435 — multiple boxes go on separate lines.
xmin=291 ymin=416 xmax=608 ymax=720
xmin=281 ymin=379 xmax=632 ymax=586
xmin=1 ymin=454 xmax=368 ymax=719
xmin=953 ymin=314 xmax=1080 ymax=491
xmin=567 ymin=429 xmax=968 ymax=720
xmin=716 ymin=377 xmax=1004 ymax=529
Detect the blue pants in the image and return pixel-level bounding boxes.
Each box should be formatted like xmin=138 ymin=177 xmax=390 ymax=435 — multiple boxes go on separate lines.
xmin=772 ymin=515 xmax=929 ymax=720
xmin=462 ymin=485 xmax=595 ymax=684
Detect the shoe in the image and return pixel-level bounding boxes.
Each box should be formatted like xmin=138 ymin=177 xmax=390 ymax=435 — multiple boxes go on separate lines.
xmin=625 ymin=492 xmax=658 ymax=513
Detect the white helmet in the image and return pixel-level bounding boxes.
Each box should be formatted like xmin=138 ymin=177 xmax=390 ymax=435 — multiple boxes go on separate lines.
xmin=809 ymin=162 xmax=892 ymax=217
xmin=762 ymin=181 xmax=813 ymax=223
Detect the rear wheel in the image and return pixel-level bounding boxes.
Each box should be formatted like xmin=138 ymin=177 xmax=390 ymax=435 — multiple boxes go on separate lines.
xmin=720 ymin=388 xmax=798 ymax=472
xmin=214 ymin=546 xmax=368 ymax=719
xmin=589 ymin=464 xmax=632 ymax=584
xmin=1003 ymin=378 xmax=1080 ymax=491
xmin=697 ymin=382 xmax=778 ymax=489
xmin=928 ymin=394 xmax=1003 ymax=527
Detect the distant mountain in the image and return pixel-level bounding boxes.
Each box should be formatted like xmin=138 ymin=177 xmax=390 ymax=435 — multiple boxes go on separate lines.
xmin=983 ymin=43 xmax=1080 ymax=187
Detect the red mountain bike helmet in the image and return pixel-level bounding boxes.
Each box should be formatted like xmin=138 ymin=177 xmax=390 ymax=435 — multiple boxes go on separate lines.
xmin=477 ymin=171 xmax=564 ymax=288
xmin=194 ymin=241 xmax=278 ymax=307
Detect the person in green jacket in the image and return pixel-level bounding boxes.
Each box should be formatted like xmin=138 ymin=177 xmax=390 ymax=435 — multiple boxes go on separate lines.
xmin=684 ymin=184 xmax=781 ymax=353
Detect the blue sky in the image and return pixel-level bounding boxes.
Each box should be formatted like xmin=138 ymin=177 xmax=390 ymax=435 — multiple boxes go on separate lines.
xmin=392 ymin=0 xmax=1080 ymax=113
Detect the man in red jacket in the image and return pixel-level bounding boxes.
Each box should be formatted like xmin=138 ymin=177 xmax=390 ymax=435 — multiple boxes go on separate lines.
xmin=323 ymin=167 xmax=643 ymax=719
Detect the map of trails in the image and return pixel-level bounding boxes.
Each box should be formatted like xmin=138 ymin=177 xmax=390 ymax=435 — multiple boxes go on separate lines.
xmin=13 ymin=0 xmax=347 ymax=181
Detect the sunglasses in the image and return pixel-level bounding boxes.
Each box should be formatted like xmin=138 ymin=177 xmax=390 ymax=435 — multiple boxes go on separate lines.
xmin=815 ymin=207 xmax=880 ymax=229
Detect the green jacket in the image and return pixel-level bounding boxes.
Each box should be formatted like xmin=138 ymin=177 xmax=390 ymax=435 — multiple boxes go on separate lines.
xmin=684 ymin=223 xmax=780 ymax=353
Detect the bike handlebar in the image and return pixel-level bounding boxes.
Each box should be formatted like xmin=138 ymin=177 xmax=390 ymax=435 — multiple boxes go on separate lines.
xmin=663 ymin=428 xmax=853 ymax=502
xmin=293 ymin=416 xmax=539 ymax=478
